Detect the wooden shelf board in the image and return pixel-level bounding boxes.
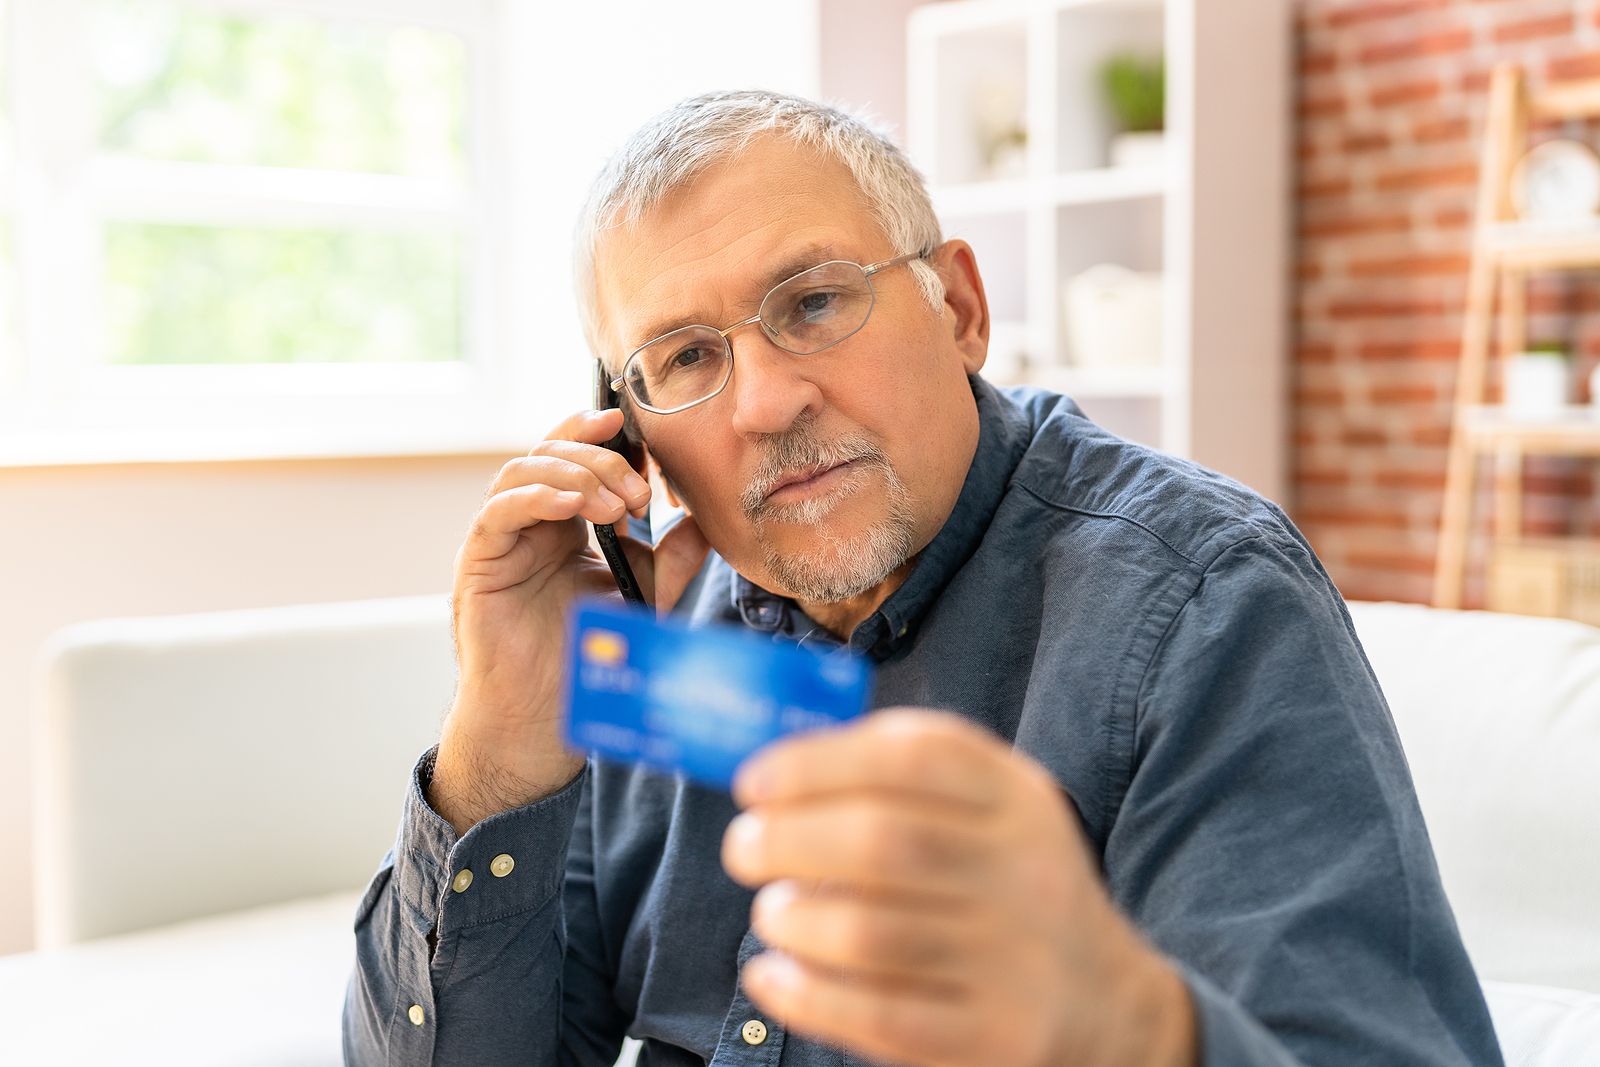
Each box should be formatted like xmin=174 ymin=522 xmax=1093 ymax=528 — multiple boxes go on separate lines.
xmin=1462 ymin=404 xmax=1600 ymax=454
xmin=1481 ymin=220 xmax=1600 ymax=270
xmin=1050 ymin=165 xmax=1165 ymax=206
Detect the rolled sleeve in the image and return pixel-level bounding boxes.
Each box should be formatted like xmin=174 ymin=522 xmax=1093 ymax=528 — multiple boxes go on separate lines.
xmin=344 ymin=744 xmax=593 ymax=1066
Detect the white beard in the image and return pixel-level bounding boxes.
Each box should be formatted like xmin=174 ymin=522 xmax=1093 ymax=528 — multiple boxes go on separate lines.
xmin=752 ymin=461 xmax=917 ymax=603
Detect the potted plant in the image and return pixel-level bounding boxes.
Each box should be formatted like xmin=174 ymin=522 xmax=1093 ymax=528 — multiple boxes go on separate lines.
xmin=1100 ymin=52 xmax=1165 ymax=168
xmin=1504 ymin=340 xmax=1571 ymax=415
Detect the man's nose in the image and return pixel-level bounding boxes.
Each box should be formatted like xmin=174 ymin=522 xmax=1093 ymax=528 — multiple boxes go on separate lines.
xmin=725 ymin=328 xmax=822 ymax=437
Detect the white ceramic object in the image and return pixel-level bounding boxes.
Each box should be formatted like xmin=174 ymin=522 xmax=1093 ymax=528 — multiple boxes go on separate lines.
xmin=1504 ymin=352 xmax=1570 ymax=415
xmin=1061 ymin=263 xmax=1164 ymax=368
xmin=1511 ymin=139 xmax=1600 ymax=222
xmin=1109 ymin=130 xmax=1166 ymax=169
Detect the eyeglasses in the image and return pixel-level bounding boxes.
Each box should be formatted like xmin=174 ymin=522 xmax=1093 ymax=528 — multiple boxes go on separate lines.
xmin=611 ymin=249 xmax=932 ymax=415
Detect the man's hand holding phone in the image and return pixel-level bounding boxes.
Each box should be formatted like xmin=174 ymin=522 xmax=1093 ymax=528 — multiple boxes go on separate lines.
xmin=429 ymin=405 xmax=710 ymax=837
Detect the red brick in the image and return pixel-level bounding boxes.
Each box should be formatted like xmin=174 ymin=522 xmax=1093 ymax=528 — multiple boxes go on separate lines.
xmin=1299 ymin=176 xmax=1353 ymax=198
xmin=1299 ymin=212 xmax=1411 ymax=237
xmin=1348 ymin=253 xmax=1473 ymax=277
xmin=1410 ymin=424 xmax=1454 ymax=446
xmin=1358 ymin=28 xmax=1474 ymax=66
xmin=1346 ymin=550 xmax=1438 ymax=575
xmin=1358 ymin=340 xmax=1463 ymax=360
xmin=1369 ymin=79 xmax=1441 ymax=108
xmin=1293 ymin=508 xmax=1411 ymax=529
xmin=1375 ymin=162 xmax=1479 ymax=191
xmin=1342 ymin=129 xmax=1394 ymax=153
xmin=1300 ymin=51 xmax=1339 ymax=76
xmin=1327 ymin=297 xmax=1451 ymax=318
xmin=1413 ymin=116 xmax=1472 ymax=143
xmin=1297 ymin=386 xmax=1346 ymax=406
xmin=1297 ymin=342 xmax=1337 ymax=363
xmin=1298 ymin=94 xmax=1348 ymax=119
xmin=1298 ymin=466 xmax=1352 ymax=486
xmin=1343 ymin=426 xmax=1391 ymax=445
xmin=1433 ymin=207 xmax=1473 ymax=229
xmin=1326 ymin=0 xmax=1451 ymax=28
xmin=1492 ymin=12 xmax=1574 ymax=43
xmin=1297 ymin=260 xmax=1326 ymax=281
xmin=1375 ymin=467 xmax=1446 ymax=489
xmin=1549 ymin=52 xmax=1600 ymax=83
xmin=1371 ymin=382 xmax=1441 ymax=404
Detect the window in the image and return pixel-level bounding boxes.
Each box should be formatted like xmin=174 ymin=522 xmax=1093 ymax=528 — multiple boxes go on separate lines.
xmin=0 ymin=0 xmax=507 ymax=462
xmin=0 ymin=0 xmax=825 ymax=465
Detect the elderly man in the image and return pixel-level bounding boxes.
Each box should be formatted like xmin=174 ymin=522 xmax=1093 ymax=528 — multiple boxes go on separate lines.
xmin=343 ymin=91 xmax=1503 ymax=1067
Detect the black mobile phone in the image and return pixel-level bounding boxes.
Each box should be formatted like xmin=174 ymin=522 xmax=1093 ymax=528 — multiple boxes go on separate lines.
xmin=593 ymin=362 xmax=649 ymax=606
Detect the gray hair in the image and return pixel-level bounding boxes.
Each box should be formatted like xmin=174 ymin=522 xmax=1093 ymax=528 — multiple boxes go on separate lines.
xmin=572 ymin=89 xmax=945 ymax=368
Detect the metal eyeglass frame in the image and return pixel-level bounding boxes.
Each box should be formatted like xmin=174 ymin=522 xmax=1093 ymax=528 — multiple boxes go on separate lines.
xmin=610 ymin=247 xmax=934 ymax=415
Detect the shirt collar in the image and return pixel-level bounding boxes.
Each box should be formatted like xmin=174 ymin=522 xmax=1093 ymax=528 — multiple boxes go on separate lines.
xmin=728 ymin=374 xmax=1032 ymax=659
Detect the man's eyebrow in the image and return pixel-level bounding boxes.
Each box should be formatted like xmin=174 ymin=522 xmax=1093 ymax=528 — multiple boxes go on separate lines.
xmin=628 ymin=242 xmax=844 ymax=350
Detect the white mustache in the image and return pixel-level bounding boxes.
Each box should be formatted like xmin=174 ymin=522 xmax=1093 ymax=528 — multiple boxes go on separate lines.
xmin=740 ymin=425 xmax=888 ymax=519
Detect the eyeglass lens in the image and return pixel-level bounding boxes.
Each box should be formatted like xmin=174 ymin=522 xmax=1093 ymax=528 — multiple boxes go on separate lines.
xmin=622 ymin=261 xmax=876 ymax=412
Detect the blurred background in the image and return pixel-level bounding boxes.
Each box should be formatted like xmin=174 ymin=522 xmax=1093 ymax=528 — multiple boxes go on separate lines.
xmin=4 ymin=0 xmax=1600 ymax=1058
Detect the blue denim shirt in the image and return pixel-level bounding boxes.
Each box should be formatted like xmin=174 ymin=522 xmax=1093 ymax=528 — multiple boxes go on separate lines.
xmin=344 ymin=376 xmax=1504 ymax=1066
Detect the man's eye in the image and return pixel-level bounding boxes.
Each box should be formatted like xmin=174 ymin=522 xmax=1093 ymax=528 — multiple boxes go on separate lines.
xmin=794 ymin=290 xmax=839 ymax=319
xmin=667 ymin=346 xmax=710 ymax=371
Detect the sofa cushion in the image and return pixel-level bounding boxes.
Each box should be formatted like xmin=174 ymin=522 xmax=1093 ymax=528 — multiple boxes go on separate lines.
xmin=0 ymin=889 xmax=359 ymax=1065
xmin=1484 ymin=980 xmax=1600 ymax=1067
xmin=1345 ymin=601 xmax=1600 ymax=994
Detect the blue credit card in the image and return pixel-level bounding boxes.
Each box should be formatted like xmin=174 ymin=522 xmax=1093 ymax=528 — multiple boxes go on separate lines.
xmin=562 ymin=597 xmax=872 ymax=790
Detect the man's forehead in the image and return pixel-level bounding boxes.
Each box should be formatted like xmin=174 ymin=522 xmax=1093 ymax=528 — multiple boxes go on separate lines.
xmin=592 ymin=138 xmax=883 ymax=358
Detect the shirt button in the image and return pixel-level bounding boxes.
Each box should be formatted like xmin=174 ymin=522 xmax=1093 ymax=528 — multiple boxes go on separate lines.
xmin=452 ymin=869 xmax=473 ymax=893
xmin=490 ymin=853 xmax=515 ymax=878
xmin=741 ymin=1019 xmax=768 ymax=1045
xmin=408 ymin=1004 xmax=425 ymax=1026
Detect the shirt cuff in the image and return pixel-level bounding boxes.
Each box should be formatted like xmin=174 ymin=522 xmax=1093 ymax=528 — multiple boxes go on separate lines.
xmin=1177 ymin=961 xmax=1299 ymax=1067
xmin=393 ymin=743 xmax=590 ymax=939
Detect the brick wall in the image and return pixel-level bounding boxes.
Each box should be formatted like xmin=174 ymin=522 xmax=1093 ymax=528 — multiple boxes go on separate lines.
xmin=1294 ymin=0 xmax=1600 ymax=605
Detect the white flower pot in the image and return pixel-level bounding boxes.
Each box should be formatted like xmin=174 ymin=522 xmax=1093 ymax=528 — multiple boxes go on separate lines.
xmin=1061 ymin=264 xmax=1164 ymax=368
xmin=1504 ymin=352 xmax=1570 ymax=415
xmin=1109 ymin=131 xmax=1166 ymax=169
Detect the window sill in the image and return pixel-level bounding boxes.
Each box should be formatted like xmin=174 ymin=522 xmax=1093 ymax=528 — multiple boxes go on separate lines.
xmin=0 ymin=425 xmax=535 ymax=469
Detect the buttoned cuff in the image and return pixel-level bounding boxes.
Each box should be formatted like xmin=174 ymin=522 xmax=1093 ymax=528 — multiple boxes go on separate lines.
xmin=1176 ymin=961 xmax=1297 ymax=1067
xmin=393 ymin=743 xmax=590 ymax=939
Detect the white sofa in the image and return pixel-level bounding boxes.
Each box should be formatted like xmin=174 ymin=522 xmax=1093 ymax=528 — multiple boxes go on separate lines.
xmin=0 ymin=596 xmax=1595 ymax=1065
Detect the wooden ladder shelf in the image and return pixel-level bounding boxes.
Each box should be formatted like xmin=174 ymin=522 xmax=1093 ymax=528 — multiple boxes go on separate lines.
xmin=1433 ymin=62 xmax=1600 ymax=609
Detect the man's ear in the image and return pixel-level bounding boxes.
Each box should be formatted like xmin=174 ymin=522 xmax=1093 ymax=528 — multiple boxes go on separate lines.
xmin=647 ymin=452 xmax=685 ymax=510
xmin=931 ymin=239 xmax=990 ymax=376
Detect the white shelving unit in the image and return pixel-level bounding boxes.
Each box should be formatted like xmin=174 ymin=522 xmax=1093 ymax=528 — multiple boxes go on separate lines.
xmin=906 ymin=0 xmax=1290 ymax=503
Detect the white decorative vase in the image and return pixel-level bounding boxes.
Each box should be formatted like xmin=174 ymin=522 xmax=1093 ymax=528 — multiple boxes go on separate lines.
xmin=1504 ymin=352 xmax=1570 ymax=415
xmin=1061 ymin=264 xmax=1164 ymax=368
xmin=1109 ymin=130 xmax=1166 ymax=169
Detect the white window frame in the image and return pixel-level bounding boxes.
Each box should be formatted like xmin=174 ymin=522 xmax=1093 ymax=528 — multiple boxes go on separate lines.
xmin=0 ymin=0 xmax=525 ymax=464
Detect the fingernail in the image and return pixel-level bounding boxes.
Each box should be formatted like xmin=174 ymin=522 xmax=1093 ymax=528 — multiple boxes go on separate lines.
xmin=623 ymin=474 xmax=649 ymax=499
xmin=725 ymin=813 xmax=764 ymax=856
xmin=598 ymin=487 xmax=624 ymax=511
xmin=744 ymin=953 xmax=797 ymax=995
xmin=753 ymin=880 xmax=798 ymax=926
